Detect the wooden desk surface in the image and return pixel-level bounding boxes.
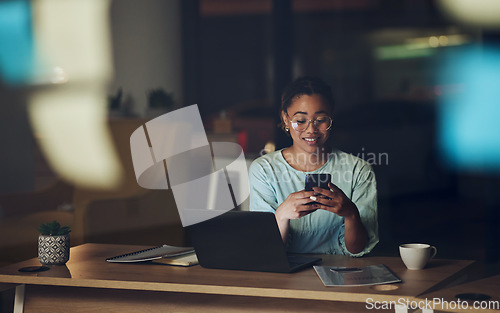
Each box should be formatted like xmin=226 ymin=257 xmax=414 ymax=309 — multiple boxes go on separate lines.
xmin=0 ymin=243 xmax=474 ymax=304
xmin=416 ymin=275 xmax=500 ymax=313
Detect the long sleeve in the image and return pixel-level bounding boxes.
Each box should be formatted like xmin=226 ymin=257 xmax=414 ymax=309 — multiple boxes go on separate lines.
xmin=248 ymin=160 xmax=278 ymax=213
xmin=336 ymin=163 xmax=379 ymax=257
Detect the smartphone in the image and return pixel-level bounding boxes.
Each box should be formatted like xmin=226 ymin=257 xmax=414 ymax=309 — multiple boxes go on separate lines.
xmin=305 ymin=174 xmax=331 ymax=205
xmin=305 ymin=174 xmax=331 ymax=191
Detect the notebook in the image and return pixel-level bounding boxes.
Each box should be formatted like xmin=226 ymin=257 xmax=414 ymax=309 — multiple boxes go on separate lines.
xmin=314 ymin=264 xmax=402 ymax=286
xmin=106 ymin=245 xmax=194 ymax=263
xmin=186 ymin=210 xmax=321 ymax=273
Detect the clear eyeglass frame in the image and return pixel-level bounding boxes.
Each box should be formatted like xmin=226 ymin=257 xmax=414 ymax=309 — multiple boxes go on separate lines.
xmin=287 ymin=114 xmax=333 ymax=132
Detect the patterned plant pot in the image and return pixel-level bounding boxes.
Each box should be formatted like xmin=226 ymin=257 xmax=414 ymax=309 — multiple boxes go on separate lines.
xmin=38 ymin=234 xmax=70 ymax=265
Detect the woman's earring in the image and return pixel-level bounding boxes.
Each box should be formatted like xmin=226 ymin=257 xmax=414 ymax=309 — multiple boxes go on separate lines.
xmin=285 ymin=126 xmax=289 ymax=132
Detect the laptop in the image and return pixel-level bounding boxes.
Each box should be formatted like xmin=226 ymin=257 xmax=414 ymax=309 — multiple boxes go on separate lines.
xmin=186 ymin=210 xmax=321 ymax=273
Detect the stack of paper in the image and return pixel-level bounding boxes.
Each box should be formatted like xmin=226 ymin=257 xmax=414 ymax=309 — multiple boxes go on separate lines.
xmin=152 ymin=253 xmax=199 ymax=267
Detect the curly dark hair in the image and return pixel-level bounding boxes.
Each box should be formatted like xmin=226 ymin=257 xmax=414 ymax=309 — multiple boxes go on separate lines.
xmin=279 ymin=76 xmax=335 ymax=132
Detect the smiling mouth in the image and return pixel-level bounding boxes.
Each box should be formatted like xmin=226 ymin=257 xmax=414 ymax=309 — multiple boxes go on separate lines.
xmin=304 ymin=137 xmax=319 ymax=144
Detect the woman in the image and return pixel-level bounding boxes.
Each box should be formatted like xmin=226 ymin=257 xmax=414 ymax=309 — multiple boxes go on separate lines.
xmin=249 ymin=77 xmax=378 ymax=256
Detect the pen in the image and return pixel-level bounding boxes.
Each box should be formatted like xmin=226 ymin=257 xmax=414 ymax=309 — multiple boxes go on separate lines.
xmin=330 ymin=267 xmax=362 ymax=272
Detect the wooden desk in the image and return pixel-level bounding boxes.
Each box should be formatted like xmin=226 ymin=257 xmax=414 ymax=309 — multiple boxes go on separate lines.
xmin=0 ymin=244 xmax=477 ymax=313
xmin=415 ymin=274 xmax=499 ymax=313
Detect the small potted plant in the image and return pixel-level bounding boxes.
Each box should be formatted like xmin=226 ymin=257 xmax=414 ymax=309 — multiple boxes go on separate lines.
xmin=37 ymin=221 xmax=71 ymax=265
xmin=147 ymin=88 xmax=175 ymax=117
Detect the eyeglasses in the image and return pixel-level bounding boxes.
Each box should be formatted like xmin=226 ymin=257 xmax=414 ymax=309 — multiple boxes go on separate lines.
xmin=287 ymin=114 xmax=333 ymax=132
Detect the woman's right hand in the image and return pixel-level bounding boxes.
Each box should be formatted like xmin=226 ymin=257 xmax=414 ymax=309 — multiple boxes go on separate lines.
xmin=276 ymin=190 xmax=318 ymax=221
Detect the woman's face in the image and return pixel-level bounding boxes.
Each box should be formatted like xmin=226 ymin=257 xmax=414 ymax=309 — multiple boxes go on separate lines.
xmin=282 ymin=94 xmax=332 ymax=154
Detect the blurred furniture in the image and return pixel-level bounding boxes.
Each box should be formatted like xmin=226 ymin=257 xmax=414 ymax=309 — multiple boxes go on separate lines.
xmin=0 ymin=117 xmax=188 ymax=266
xmin=0 ymin=180 xmax=73 ymax=219
xmin=70 ymin=117 xmax=187 ymax=248
xmin=0 ymin=243 xmax=477 ymax=313
xmin=205 ymin=102 xmax=276 ymax=155
xmin=82 ymin=189 xmax=186 ymax=247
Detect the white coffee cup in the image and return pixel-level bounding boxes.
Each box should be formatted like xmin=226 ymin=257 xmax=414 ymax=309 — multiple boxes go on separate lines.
xmin=399 ymin=243 xmax=437 ymax=270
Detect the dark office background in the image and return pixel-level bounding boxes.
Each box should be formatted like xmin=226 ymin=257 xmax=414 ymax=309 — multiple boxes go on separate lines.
xmin=0 ymin=0 xmax=499 ymax=274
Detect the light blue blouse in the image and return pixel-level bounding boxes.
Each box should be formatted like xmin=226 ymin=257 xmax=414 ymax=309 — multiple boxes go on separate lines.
xmin=248 ymin=149 xmax=378 ymax=256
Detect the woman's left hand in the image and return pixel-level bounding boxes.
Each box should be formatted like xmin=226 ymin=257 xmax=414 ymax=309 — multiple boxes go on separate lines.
xmin=314 ymin=182 xmax=368 ymax=254
xmin=312 ymin=183 xmax=358 ymax=218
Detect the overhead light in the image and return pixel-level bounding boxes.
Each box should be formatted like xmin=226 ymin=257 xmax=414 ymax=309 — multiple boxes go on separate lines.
xmin=438 ymin=0 xmax=500 ymax=29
